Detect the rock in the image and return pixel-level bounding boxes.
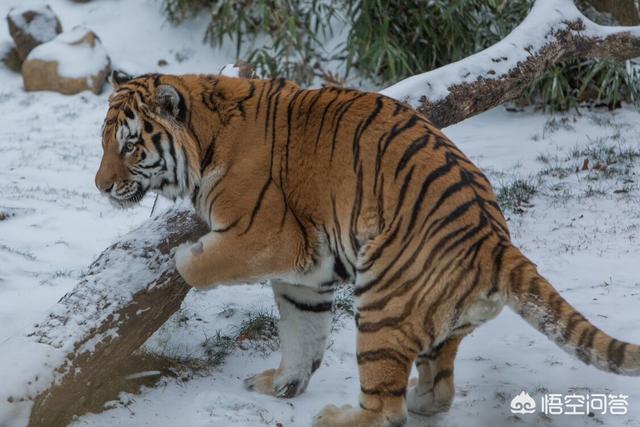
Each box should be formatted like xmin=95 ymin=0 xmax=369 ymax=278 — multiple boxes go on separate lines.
xmin=0 ymin=42 xmax=22 ymax=72
xmin=7 ymin=5 xmax=62 ymax=61
xmin=234 ymin=60 xmax=256 ymax=78
xmin=218 ymin=60 xmax=256 ymax=79
xmin=22 ymin=27 xmax=111 ymax=95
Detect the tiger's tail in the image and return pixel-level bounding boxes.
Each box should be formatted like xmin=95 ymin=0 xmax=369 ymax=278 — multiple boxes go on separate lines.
xmin=500 ymin=244 xmax=640 ymax=376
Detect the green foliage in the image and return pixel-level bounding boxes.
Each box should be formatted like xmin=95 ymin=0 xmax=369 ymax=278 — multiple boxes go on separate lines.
xmin=202 ymin=331 xmax=237 ymax=366
xmin=234 ymin=309 xmax=279 ymax=352
xmin=164 ymin=0 xmax=344 ymax=85
xmin=163 ymin=0 xmax=210 ymax=21
xmin=198 ymin=308 xmax=279 ymax=366
xmin=162 ymin=0 xmax=640 ymax=111
xmin=526 ymin=59 xmax=640 ymax=112
xmin=344 ymin=0 xmax=532 ymax=84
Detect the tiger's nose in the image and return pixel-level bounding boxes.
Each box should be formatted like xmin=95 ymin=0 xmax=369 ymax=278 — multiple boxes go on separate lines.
xmin=95 ymin=172 xmax=115 ymax=194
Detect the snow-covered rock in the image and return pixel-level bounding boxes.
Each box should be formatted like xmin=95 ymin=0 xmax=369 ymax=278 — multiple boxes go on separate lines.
xmin=22 ymin=26 xmax=111 ymax=95
xmin=0 ymin=41 xmax=21 ymax=72
xmin=7 ymin=4 xmax=62 ymax=61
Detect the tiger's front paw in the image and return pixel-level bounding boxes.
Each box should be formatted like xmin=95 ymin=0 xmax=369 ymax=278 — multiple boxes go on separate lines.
xmin=174 ymin=241 xmax=207 ymax=288
xmin=312 ymin=405 xmax=390 ymax=427
xmin=312 ymin=404 xmax=351 ymax=427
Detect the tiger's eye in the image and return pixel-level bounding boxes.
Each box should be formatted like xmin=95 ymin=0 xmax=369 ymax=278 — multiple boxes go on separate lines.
xmin=125 ymin=142 xmax=135 ymax=152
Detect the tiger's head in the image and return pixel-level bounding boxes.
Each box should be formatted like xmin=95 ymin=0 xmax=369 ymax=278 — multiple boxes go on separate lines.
xmin=95 ymin=71 xmax=200 ymax=208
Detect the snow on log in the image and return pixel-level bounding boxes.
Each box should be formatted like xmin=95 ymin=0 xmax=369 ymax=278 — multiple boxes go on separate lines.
xmin=0 ymin=208 xmax=208 ymax=427
xmin=380 ymin=0 xmax=640 ymax=128
xmin=3 ymin=2 xmax=640 ymax=425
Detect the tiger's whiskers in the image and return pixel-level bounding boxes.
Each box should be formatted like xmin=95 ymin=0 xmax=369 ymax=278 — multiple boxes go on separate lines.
xmin=149 ymin=193 xmax=159 ymax=218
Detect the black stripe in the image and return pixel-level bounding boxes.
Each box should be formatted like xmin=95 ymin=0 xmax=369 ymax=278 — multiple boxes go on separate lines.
xmin=424 ymin=199 xmax=476 ymax=241
xmin=176 ymin=88 xmax=187 ymax=122
xmin=329 ymin=93 xmax=368 ymax=161
xmin=395 ymin=135 xmax=429 ymax=179
xmin=357 ymin=348 xmax=410 ymax=366
xmin=236 ymin=81 xmax=256 ymax=118
xmin=405 ymin=161 xmax=456 ymax=239
xmin=433 ymin=369 xmax=453 ymax=385
xmin=281 ymin=294 xmax=332 ymax=312
xmin=166 ymin=133 xmax=178 ymax=184
xmin=200 ymin=143 xmax=215 ymax=173
xmin=303 ymin=89 xmax=326 ymax=132
xmin=313 ymin=93 xmax=341 ymax=150
xmin=254 ymin=81 xmax=267 ymax=119
xmin=381 ymin=115 xmax=419 ymax=156
xmin=360 ymin=386 xmax=406 ymax=397
xmin=424 ymin=180 xmax=468 ymax=221
xmin=607 ymin=339 xmax=627 ymax=371
xmin=334 ymin=256 xmax=349 ymax=281
xmin=352 ymin=96 xmax=384 ymax=169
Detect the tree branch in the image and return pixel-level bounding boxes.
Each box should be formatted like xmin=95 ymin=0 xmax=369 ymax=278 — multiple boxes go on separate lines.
xmin=3 ymin=1 xmax=640 ymax=426
xmin=380 ymin=0 xmax=640 ymax=128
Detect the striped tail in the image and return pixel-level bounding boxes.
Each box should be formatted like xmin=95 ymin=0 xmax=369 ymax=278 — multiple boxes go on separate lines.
xmin=501 ymin=244 xmax=640 ymax=376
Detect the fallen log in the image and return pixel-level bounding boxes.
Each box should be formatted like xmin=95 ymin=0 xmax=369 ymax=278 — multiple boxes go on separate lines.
xmin=0 ymin=209 xmax=208 ymax=427
xmin=25 ymin=209 xmax=209 ymax=427
xmin=3 ymin=0 xmax=640 ymax=426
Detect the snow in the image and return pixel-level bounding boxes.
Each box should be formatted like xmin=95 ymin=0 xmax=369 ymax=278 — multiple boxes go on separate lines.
xmin=1 ymin=1 xmax=640 ymax=427
xmin=27 ymin=26 xmax=109 ymax=79
xmin=8 ymin=4 xmax=60 ymax=45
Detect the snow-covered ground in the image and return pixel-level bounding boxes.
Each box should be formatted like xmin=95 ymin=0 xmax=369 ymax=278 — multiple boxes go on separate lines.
xmin=1 ymin=1 xmax=640 ymax=427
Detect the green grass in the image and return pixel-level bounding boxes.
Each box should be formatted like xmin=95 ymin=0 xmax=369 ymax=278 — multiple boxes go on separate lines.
xmin=202 ymin=331 xmax=237 ymax=366
xmin=497 ymin=179 xmax=538 ymax=214
xmin=234 ymin=309 xmax=280 ymax=352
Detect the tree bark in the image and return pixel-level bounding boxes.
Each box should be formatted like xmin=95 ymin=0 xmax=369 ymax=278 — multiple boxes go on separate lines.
xmin=3 ymin=1 xmax=640 ymax=426
xmin=583 ymin=0 xmax=640 ymax=26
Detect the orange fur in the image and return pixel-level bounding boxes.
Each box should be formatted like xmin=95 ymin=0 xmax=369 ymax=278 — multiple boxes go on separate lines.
xmin=96 ymin=74 xmax=640 ymax=427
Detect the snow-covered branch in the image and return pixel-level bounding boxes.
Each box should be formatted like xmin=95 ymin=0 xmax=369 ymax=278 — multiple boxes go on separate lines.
xmin=380 ymin=0 xmax=640 ymax=127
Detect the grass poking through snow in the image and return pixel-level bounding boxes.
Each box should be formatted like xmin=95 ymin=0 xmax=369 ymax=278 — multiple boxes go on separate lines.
xmin=497 ymin=179 xmax=539 ymax=214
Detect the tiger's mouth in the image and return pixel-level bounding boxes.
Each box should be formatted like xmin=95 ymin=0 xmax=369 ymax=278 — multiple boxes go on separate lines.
xmin=108 ymin=183 xmax=148 ymax=209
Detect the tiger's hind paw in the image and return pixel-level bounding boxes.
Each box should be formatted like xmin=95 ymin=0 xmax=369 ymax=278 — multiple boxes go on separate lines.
xmin=312 ymin=404 xmax=404 ymax=427
xmin=243 ymin=367 xmax=310 ymax=398
xmin=406 ymin=387 xmax=451 ymax=415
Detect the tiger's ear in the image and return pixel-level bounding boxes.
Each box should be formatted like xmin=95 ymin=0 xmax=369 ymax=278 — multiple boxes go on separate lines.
xmin=155 ymin=84 xmax=185 ymax=121
xmin=110 ymin=70 xmax=133 ymax=89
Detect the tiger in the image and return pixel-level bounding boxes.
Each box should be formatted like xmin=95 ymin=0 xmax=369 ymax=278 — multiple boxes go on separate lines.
xmin=95 ymin=71 xmax=640 ymax=427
